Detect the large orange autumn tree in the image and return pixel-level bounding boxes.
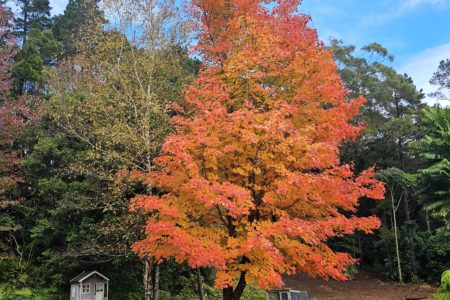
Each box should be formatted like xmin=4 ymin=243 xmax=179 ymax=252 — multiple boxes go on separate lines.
xmin=131 ymin=0 xmax=384 ymax=299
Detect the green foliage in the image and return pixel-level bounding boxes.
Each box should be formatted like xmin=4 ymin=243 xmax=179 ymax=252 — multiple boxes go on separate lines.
xmin=0 ymin=285 xmax=64 ymax=300
xmin=331 ymin=39 xmax=424 ymax=172
xmin=2 ymin=0 xmax=200 ymax=297
xmin=360 ymin=43 xmax=394 ymax=61
xmin=13 ymin=0 xmax=54 ymax=94
xmin=52 ymin=0 xmax=104 ymax=57
xmin=14 ymin=0 xmax=52 ymax=37
xmin=240 ymin=286 xmax=267 ymax=300
xmin=430 ymin=59 xmax=450 ymax=99
xmin=0 ymin=259 xmax=29 ymax=285
xmin=369 ymin=226 xmax=449 ymax=282
xmin=27 ymin=0 xmax=52 ymax=31
xmin=417 ymin=230 xmax=450 ymax=282
xmin=436 ymin=270 xmax=450 ymax=300
xmin=13 ymin=39 xmax=43 ymax=93
xmin=415 ymin=106 xmax=450 ymax=227
xmin=377 ymin=168 xmax=417 ymax=191
xmin=345 ymin=264 xmax=359 ymax=280
xmin=331 ymin=39 xmax=426 ymax=284
xmin=159 ymin=276 xmax=203 ymax=300
xmin=12 ymin=28 xmax=61 ymax=94
xmin=48 ymin=34 xmax=198 ymax=171
xmin=10 ymin=123 xmax=144 ymax=294
xmin=158 ymin=281 xmax=266 ymax=300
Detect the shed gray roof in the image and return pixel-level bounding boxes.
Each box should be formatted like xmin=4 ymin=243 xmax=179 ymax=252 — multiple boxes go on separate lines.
xmin=70 ymin=270 xmax=109 ymax=283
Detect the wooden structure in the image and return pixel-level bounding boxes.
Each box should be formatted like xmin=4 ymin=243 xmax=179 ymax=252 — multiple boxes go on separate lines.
xmin=70 ymin=270 xmax=109 ymax=300
xmin=267 ymin=288 xmax=309 ymax=300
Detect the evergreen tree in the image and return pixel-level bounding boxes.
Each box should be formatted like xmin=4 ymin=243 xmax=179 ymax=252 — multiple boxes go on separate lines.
xmin=331 ymin=40 xmax=425 ymax=281
xmin=52 ymin=0 xmax=104 ymax=57
xmin=11 ymin=0 xmax=58 ymax=95
xmin=14 ymin=0 xmax=52 ymax=43
xmin=12 ymin=28 xmax=60 ymax=94
xmin=0 ymin=2 xmax=19 ymax=261
xmin=0 ymin=3 xmax=34 ymax=284
xmin=430 ymin=59 xmax=450 ymax=100
xmin=331 ymin=40 xmax=425 ymax=172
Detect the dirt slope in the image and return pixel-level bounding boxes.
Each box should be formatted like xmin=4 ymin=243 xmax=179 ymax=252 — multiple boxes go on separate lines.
xmin=283 ymin=270 xmax=436 ymax=300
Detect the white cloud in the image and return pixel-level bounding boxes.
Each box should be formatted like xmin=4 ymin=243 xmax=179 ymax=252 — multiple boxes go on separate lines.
xmin=399 ymin=42 xmax=450 ymax=105
xmin=402 ymin=0 xmax=448 ymax=9
xmin=360 ymin=0 xmax=448 ymax=27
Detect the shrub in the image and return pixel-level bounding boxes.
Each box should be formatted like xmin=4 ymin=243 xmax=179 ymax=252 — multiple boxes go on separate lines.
xmin=436 ymin=270 xmax=450 ymax=300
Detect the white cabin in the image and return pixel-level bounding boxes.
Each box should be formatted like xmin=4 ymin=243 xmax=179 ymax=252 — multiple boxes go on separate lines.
xmin=70 ymin=270 xmax=109 ymax=300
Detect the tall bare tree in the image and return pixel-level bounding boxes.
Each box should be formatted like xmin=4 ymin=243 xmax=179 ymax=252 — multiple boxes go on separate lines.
xmin=48 ymin=1 xmax=195 ymax=299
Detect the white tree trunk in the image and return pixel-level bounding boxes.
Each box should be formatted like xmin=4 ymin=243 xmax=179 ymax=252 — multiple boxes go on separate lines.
xmin=391 ymin=192 xmax=403 ymax=284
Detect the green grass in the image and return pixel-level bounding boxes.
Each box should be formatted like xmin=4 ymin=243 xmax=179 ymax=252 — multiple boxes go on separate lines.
xmin=0 ymin=285 xmax=64 ymax=300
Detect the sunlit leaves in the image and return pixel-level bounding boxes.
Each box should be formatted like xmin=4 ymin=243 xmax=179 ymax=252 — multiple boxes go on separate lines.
xmin=132 ymin=0 xmax=384 ymax=292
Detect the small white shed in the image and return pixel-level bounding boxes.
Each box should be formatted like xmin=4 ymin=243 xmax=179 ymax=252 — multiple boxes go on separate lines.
xmin=267 ymin=288 xmax=309 ymax=300
xmin=70 ymin=270 xmax=109 ymax=300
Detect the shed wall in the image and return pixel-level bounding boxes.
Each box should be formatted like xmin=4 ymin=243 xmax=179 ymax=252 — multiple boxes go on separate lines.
xmin=70 ymin=284 xmax=79 ymax=300
xmin=80 ymin=276 xmax=107 ymax=300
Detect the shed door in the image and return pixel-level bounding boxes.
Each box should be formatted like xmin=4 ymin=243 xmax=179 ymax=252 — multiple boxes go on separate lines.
xmin=95 ymin=283 xmax=104 ymax=300
xmin=280 ymin=292 xmax=289 ymax=300
xmin=268 ymin=292 xmax=280 ymax=300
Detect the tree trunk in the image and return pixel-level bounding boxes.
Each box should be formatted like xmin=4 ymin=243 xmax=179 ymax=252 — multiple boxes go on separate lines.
xmin=196 ymin=268 xmax=206 ymax=300
xmin=383 ymin=209 xmax=393 ymax=276
xmin=392 ymin=195 xmax=403 ymax=284
xmin=223 ymin=271 xmax=247 ymax=300
xmin=397 ymin=130 xmax=418 ymax=280
xmin=425 ymin=210 xmax=431 ymax=233
xmin=403 ymin=191 xmax=418 ymax=279
xmin=143 ymin=256 xmax=155 ymax=300
xmin=357 ymin=233 xmax=363 ymax=262
xmin=143 ymin=182 xmax=159 ymax=300
xmin=352 ymin=235 xmax=356 ymax=258
xmin=23 ymin=5 xmax=28 ymax=44
xmin=154 ymin=264 xmax=159 ymax=300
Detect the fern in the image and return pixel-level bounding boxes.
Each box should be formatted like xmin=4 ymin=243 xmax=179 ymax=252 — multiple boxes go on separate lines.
xmin=415 ymin=107 xmax=450 ymax=228
xmin=436 ymin=270 xmax=450 ymax=300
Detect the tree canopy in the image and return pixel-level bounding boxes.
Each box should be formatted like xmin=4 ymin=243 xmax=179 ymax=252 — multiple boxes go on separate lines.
xmin=131 ymin=1 xmax=384 ymax=299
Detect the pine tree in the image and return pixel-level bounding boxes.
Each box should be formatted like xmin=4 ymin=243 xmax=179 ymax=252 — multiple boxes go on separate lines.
xmin=14 ymin=0 xmax=52 ymax=43
xmin=52 ymin=0 xmax=104 ymax=57
xmin=0 ymin=2 xmax=31 ymax=264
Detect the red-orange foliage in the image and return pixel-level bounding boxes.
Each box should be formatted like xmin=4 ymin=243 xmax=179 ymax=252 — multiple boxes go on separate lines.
xmin=0 ymin=3 xmax=18 ymax=188
xmin=0 ymin=4 xmax=30 ymax=224
xmin=131 ymin=0 xmax=384 ymax=298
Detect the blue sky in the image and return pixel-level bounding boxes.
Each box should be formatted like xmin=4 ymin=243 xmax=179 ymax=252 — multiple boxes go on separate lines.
xmin=47 ymin=0 xmax=450 ymax=103
xmin=300 ymin=0 xmax=450 ymax=104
